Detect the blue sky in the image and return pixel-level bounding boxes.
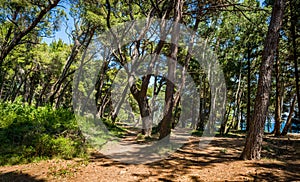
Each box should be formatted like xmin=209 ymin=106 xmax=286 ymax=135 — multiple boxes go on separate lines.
xmin=43 ymin=23 xmax=72 ymax=44
xmin=42 ymin=1 xmax=73 ymax=45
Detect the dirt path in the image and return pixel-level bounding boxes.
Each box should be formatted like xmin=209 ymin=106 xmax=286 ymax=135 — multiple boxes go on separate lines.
xmin=0 ymin=134 xmax=299 ymax=181
xmin=100 ymin=127 xmax=193 ymax=164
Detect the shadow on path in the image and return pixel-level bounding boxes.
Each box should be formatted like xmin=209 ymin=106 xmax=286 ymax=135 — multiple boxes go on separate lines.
xmin=0 ymin=171 xmax=45 ymax=182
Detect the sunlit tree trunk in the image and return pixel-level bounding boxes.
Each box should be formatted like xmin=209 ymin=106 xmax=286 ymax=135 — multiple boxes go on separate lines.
xmin=274 ymin=42 xmax=283 ymax=136
xmin=281 ymin=94 xmax=297 ymax=136
xmin=240 ymin=0 xmax=285 ymax=160
xmin=233 ymin=79 xmax=243 ymax=130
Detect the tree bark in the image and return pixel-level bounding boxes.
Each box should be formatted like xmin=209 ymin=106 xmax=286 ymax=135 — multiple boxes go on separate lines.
xmin=290 ymin=0 xmax=300 ymax=119
xmin=197 ymin=75 xmax=207 ymax=131
xmin=246 ymin=46 xmax=251 ymax=132
xmin=281 ymin=94 xmax=297 ymax=136
xmin=130 ymin=75 xmax=152 ymax=136
xmin=233 ymin=75 xmax=243 ymax=130
xmin=240 ymin=0 xmax=285 ymax=160
xmin=219 ymin=98 xmax=232 ymax=135
xmin=274 ymin=43 xmax=283 ymax=136
xmin=225 ymin=71 xmax=243 ymax=134
xmin=127 ymin=26 xmax=168 ymax=136
xmin=159 ymin=0 xmax=182 ymax=139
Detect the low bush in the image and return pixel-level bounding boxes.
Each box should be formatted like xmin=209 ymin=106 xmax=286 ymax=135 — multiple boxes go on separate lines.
xmin=0 ymin=101 xmax=86 ymax=166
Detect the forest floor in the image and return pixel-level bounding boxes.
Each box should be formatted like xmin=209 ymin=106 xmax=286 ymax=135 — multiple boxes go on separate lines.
xmin=0 ymin=131 xmax=300 ymax=182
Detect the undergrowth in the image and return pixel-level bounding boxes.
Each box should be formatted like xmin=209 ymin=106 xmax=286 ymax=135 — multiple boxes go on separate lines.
xmin=0 ymin=100 xmax=86 ymax=166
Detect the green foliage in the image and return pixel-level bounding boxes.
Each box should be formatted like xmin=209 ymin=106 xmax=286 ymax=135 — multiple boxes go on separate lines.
xmin=191 ymin=130 xmax=204 ymax=137
xmin=0 ymin=101 xmax=86 ymax=166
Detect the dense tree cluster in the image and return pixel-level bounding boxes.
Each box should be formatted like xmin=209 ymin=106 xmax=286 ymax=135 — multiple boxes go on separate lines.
xmin=0 ymin=0 xmax=299 ymax=161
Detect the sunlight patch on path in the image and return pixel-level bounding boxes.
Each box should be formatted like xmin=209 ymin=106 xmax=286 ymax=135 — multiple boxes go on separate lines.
xmin=99 ymin=128 xmax=192 ymax=164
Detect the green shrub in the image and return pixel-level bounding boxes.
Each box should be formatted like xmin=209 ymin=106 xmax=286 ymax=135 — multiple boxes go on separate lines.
xmin=0 ymin=101 xmax=86 ymax=166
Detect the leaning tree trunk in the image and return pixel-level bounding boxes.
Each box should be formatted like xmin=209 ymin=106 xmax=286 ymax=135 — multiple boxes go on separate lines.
xmin=240 ymin=0 xmax=285 ymax=160
xmin=281 ymin=94 xmax=297 ymax=136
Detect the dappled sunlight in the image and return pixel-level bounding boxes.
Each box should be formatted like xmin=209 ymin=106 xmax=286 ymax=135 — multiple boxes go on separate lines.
xmin=1 ymin=133 xmax=299 ymax=181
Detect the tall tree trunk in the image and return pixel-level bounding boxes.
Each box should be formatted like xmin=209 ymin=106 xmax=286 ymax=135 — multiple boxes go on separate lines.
xmin=233 ymin=84 xmax=243 ymax=130
xmin=27 ymin=73 xmax=38 ymax=105
xmin=219 ymin=99 xmax=232 ymax=135
xmin=95 ymin=60 xmax=109 ymax=113
xmin=191 ymin=95 xmax=197 ymax=129
xmin=5 ymin=70 xmax=18 ymax=102
xmin=159 ymin=69 xmax=176 ymax=139
xmin=150 ymin=75 xmax=159 ymax=127
xmin=55 ymin=80 xmax=71 ymax=108
xmin=240 ymin=0 xmax=285 ymax=160
xmin=197 ymin=75 xmax=207 ymax=131
xmin=36 ymin=78 xmax=51 ymax=108
xmin=130 ymin=75 xmax=152 ymax=136
xmin=246 ymin=46 xmax=251 ymax=132
xmin=128 ymin=28 xmax=168 ymax=136
xmin=0 ymin=71 xmax=5 ymax=99
xmin=281 ymin=94 xmax=297 ymax=136
xmin=290 ymin=0 xmax=300 ymax=119
xmin=274 ymin=42 xmax=283 ymax=136
xmin=11 ymin=72 xmax=29 ymax=103
xmin=159 ymin=0 xmax=182 ymax=139
xmin=225 ymin=72 xmax=242 ymax=134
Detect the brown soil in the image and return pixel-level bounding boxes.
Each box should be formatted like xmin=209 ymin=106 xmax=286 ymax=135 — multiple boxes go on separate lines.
xmin=0 ymin=133 xmax=299 ymax=182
